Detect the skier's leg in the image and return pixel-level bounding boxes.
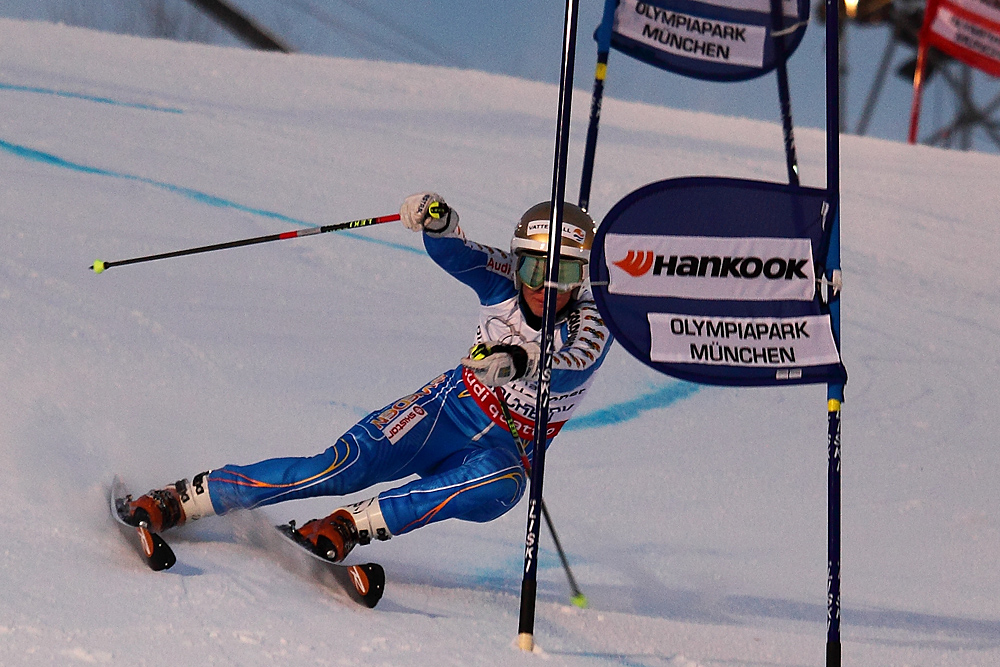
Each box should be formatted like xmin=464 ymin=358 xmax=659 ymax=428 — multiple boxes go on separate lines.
xmin=206 ymin=372 xmax=461 ymax=514
xmin=291 ymin=395 xmax=527 ymax=559
xmin=207 ymin=431 xmax=382 ymax=513
xmin=292 ymin=444 xmax=525 ymax=561
xmin=376 ymin=445 xmax=527 ymax=536
xmin=123 ymin=372 xmax=461 ymax=533
xmin=120 ymin=473 xmax=215 ymax=532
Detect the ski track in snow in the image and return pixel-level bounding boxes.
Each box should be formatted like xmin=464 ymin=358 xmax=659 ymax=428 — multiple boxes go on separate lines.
xmin=0 ymin=79 xmax=185 ymax=113
xmin=0 ymin=137 xmax=426 ymax=257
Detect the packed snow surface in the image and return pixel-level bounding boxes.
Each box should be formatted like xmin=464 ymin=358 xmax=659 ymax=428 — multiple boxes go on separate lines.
xmin=1 ymin=18 xmax=999 ymax=667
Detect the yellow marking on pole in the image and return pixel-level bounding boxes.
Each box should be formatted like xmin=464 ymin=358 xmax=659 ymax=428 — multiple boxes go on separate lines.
xmin=595 ymin=63 xmax=607 ymax=80
xmin=828 ymin=399 xmax=841 ymax=413
xmin=428 ymin=202 xmax=447 ymax=219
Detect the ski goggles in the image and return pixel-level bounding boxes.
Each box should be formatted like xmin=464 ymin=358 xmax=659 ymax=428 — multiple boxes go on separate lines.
xmin=516 ymin=253 xmax=586 ymax=291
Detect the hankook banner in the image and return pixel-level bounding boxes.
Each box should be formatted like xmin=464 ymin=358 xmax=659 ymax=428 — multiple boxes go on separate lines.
xmin=590 ymin=177 xmax=846 ymax=386
xmin=606 ymin=0 xmax=810 ymax=81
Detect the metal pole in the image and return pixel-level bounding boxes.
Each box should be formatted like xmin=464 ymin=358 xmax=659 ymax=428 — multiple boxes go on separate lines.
xmin=517 ymin=0 xmax=580 ymax=652
xmin=578 ymin=50 xmax=609 ymax=211
xmin=855 ymin=35 xmax=898 ymax=136
xmin=908 ymin=0 xmax=941 ymax=144
xmin=908 ymin=38 xmax=931 ymax=143
xmin=825 ymin=0 xmax=844 ymax=663
xmin=185 ymin=0 xmax=292 ymax=52
xmin=770 ymin=0 xmax=800 ymax=185
xmin=495 ymin=388 xmax=587 ymax=607
xmin=578 ymin=0 xmax=617 ymax=211
xmin=90 ymin=213 xmax=401 ymax=273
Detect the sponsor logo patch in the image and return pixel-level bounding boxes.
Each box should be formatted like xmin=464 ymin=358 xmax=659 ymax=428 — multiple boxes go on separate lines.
xmin=526 ymin=220 xmax=587 ymax=245
xmin=382 ymin=404 xmax=427 ymax=444
xmin=613 ymin=250 xmax=655 ymax=277
xmin=371 ymin=373 xmax=447 ymax=429
xmin=606 ymin=233 xmax=815 ymax=301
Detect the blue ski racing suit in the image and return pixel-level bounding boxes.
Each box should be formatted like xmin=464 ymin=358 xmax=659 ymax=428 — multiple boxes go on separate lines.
xmin=203 ymin=225 xmax=612 ymax=537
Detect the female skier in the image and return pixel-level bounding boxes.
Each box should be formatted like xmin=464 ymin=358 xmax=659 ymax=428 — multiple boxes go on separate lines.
xmin=123 ymin=192 xmax=612 ymax=562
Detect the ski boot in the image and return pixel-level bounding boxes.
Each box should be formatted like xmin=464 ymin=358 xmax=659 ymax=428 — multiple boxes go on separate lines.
xmin=295 ymin=497 xmax=392 ymax=562
xmin=122 ymin=472 xmax=215 ymax=533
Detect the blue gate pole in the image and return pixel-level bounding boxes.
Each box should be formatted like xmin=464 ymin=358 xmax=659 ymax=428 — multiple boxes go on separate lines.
xmin=517 ymin=0 xmax=581 ymax=652
xmin=578 ymin=0 xmax=617 ymax=211
xmin=825 ymin=0 xmax=843 ymax=664
xmin=770 ymin=0 xmax=800 ymax=186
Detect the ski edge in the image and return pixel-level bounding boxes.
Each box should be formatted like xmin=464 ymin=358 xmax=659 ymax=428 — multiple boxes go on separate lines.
xmin=110 ymin=475 xmax=177 ymax=571
xmin=275 ymin=523 xmax=385 ymax=609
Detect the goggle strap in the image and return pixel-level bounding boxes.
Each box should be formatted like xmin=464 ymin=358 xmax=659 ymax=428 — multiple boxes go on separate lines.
xmin=543 ymin=280 xmax=584 ymax=291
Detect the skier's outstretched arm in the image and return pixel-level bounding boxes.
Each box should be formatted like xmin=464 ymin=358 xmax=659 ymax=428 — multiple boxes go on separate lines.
xmin=400 ymin=191 xmax=515 ymax=306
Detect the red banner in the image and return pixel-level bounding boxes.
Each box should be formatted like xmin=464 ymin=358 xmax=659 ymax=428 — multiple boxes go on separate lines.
xmin=910 ymin=0 xmax=1000 ymax=141
xmin=923 ymin=0 xmax=1000 ymax=77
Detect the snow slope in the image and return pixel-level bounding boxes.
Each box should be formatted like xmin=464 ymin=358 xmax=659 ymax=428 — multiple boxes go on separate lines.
xmin=1 ymin=18 xmax=999 ymax=666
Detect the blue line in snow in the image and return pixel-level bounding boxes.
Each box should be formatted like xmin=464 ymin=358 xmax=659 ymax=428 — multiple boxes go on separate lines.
xmin=563 ymin=381 xmax=701 ymax=431
xmin=0 ymin=81 xmax=184 ymax=113
xmin=0 ymin=138 xmax=424 ymax=256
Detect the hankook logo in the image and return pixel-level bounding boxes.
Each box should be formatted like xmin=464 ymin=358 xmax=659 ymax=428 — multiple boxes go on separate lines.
xmin=613 ymin=250 xmax=655 ymax=277
xmin=613 ymin=250 xmax=809 ymax=280
xmin=605 ymin=234 xmax=816 ymax=302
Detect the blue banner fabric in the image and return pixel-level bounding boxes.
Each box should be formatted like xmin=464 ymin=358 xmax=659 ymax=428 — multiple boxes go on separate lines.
xmin=602 ymin=0 xmax=809 ymax=81
xmin=590 ymin=177 xmax=847 ymax=386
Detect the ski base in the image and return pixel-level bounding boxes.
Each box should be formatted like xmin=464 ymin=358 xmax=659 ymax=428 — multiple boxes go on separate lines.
xmin=275 ymin=522 xmax=385 ymax=609
xmin=110 ymin=475 xmax=176 ymax=571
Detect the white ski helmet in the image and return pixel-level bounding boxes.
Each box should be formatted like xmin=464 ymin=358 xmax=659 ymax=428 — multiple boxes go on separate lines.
xmin=510 ymin=202 xmax=596 ymax=263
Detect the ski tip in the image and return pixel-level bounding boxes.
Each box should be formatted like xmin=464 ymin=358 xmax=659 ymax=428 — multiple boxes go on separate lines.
xmin=140 ymin=527 xmax=177 ymax=571
xmin=274 ymin=523 xmax=385 ymax=607
xmin=111 ymin=475 xmax=176 ymax=571
xmin=349 ymin=563 xmax=385 ymax=608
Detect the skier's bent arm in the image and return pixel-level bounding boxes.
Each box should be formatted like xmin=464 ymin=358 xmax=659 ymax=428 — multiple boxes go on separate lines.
xmin=423 ymin=233 xmax=514 ymax=306
xmin=549 ymin=294 xmax=612 ymax=393
xmin=462 ymin=303 xmax=612 ymax=393
xmin=400 ymin=191 xmax=512 ymax=303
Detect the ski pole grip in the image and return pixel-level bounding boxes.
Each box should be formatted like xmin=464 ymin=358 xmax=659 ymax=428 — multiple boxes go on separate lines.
xmin=427 ymin=201 xmax=450 ymax=219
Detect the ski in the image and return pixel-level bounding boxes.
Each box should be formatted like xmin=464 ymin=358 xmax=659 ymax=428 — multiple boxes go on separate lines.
xmin=109 ymin=476 xmax=384 ymax=607
xmin=109 ymin=475 xmax=177 ymax=571
xmin=274 ymin=522 xmax=385 ymax=609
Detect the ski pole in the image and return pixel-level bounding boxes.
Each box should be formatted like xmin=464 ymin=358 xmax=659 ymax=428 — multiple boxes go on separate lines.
xmin=90 ymin=213 xmax=402 ymax=274
xmin=493 ymin=385 xmax=588 ymax=608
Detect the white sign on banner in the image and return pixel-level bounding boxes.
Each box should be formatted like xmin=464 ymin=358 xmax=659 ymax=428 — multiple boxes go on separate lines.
xmin=950 ymin=0 xmax=1000 ymax=25
xmin=648 ymin=313 xmax=842 ymax=372
xmin=931 ymin=5 xmax=1000 ymax=64
xmin=614 ymin=0 xmax=769 ymax=68
xmin=605 ymin=233 xmax=816 ymax=301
